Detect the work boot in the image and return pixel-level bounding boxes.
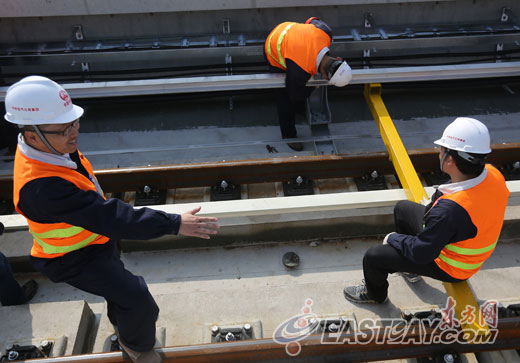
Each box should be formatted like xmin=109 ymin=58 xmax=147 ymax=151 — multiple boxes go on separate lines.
xmin=343 ymin=280 xmax=388 ymax=304
xmin=287 ymin=142 xmax=304 ymax=152
xmin=22 ymin=280 xmax=38 ymax=303
xmin=118 ymin=339 xmax=162 ymax=363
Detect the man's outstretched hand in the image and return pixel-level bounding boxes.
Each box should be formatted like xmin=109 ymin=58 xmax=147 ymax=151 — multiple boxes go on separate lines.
xmin=179 ymin=206 xmax=219 ymax=239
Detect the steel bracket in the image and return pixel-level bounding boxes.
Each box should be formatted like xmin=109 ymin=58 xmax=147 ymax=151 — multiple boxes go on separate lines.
xmin=498 ymin=303 xmax=520 ymax=318
xmin=312 ymin=316 xmax=351 ymax=334
xmin=306 ymin=86 xmax=337 ymax=154
xmin=402 ymin=308 xmax=442 ymax=327
xmin=134 ymin=185 xmax=167 ymax=206
xmin=501 ymin=7 xmax=512 ymax=23
xmin=81 ymin=62 xmax=89 ymax=72
xmin=283 ymin=176 xmax=314 ymax=196
xmin=210 ymin=324 xmax=255 ymax=343
xmin=2 ymin=341 xmax=53 ymax=361
xmin=500 ymin=161 xmax=520 ymax=180
xmin=73 ymin=25 xmax=84 ymax=41
xmin=354 ymin=170 xmax=387 ymax=191
xmin=222 ymin=19 xmax=231 ymax=34
xmin=364 ymin=13 xmax=373 ymax=28
xmin=210 ymin=180 xmax=241 ymax=201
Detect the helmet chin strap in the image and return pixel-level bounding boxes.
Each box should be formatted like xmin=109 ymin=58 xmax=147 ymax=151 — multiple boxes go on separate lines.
xmin=33 ymin=125 xmax=62 ymax=155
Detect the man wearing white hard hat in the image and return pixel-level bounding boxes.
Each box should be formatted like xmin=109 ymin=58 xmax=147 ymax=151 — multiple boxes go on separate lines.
xmin=265 ymin=17 xmax=352 ymax=151
xmin=4 ymin=76 xmax=219 ymax=362
xmin=344 ymin=118 xmax=509 ymax=304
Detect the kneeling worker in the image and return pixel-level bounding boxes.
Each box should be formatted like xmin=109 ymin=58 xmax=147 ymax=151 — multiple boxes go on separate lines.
xmin=4 ymin=76 xmax=219 ymax=363
xmin=265 ymin=17 xmax=352 ymax=151
xmin=344 ymin=117 xmax=509 ymax=304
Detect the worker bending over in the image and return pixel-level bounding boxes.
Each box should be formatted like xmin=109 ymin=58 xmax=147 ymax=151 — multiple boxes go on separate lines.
xmin=265 ymin=17 xmax=352 ymax=151
xmin=4 ymin=76 xmax=219 ymax=363
xmin=344 ymin=118 xmax=509 ymax=304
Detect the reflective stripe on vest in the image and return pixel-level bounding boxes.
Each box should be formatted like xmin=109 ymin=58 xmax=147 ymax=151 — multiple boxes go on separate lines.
xmin=437 ymin=254 xmax=484 ymax=270
xmin=30 ymin=227 xmax=101 ymax=254
xmin=437 ymin=239 xmax=498 ymax=271
xmin=267 ymin=22 xmax=296 ymax=69
xmin=444 ymin=240 xmax=497 ymax=256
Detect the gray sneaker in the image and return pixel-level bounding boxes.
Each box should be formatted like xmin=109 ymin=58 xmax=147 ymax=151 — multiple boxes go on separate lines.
xmin=403 ymin=272 xmax=422 ymax=283
xmin=343 ymin=282 xmax=387 ymax=304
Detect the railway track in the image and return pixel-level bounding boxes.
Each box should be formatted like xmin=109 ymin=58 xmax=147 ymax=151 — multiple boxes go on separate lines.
xmin=1 ymin=144 xmax=519 ymax=202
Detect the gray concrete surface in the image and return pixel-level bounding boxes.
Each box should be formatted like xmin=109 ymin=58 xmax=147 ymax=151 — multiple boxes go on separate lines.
xmin=5 ymin=236 xmax=519 ymax=353
xmin=0 ymin=300 xmax=93 ymax=357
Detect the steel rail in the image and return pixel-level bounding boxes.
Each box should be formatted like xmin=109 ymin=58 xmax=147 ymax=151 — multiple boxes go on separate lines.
xmin=1 ymin=62 xmax=520 ymax=100
xmin=19 ymin=318 xmax=520 ymax=363
xmin=0 ymin=144 xmax=518 ymax=199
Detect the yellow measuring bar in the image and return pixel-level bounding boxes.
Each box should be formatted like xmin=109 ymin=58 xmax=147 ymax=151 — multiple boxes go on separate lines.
xmin=363 ymin=83 xmax=490 ymax=339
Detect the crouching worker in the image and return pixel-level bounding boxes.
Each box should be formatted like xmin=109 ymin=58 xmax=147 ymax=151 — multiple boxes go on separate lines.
xmin=4 ymin=76 xmax=219 ymax=362
xmin=344 ymin=117 xmax=509 ymax=304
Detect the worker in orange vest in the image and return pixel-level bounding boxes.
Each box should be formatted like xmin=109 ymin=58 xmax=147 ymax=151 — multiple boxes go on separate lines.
xmin=344 ymin=118 xmax=509 ymax=304
xmin=265 ymin=18 xmax=352 ymax=151
xmin=4 ymin=76 xmax=219 ymax=363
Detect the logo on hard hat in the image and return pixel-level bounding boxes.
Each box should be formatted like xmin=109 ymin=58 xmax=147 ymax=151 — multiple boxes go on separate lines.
xmin=59 ymin=90 xmax=71 ymax=107
xmin=446 ymin=135 xmax=465 ymax=143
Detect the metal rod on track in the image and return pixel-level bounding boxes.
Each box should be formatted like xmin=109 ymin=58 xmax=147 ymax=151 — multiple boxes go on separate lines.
xmin=1 ymin=62 xmax=520 ymax=100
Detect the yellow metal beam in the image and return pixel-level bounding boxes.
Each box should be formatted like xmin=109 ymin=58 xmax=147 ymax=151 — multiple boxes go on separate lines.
xmin=363 ymin=83 xmax=428 ymax=205
xmin=363 ymin=83 xmax=490 ymax=339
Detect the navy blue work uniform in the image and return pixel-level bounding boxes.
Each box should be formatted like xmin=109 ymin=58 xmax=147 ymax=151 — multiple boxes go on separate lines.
xmin=18 ymin=151 xmax=181 ymax=352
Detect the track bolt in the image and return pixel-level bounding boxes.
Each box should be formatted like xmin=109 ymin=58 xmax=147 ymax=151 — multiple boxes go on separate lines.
xmin=143 ymin=185 xmax=151 ymax=194
xmin=296 ymin=176 xmax=303 ymax=185
xmin=8 ymin=351 xmax=19 ymax=361
xmin=328 ymin=323 xmax=339 ymax=332
xmin=220 ymin=180 xmax=228 ymax=191
xmin=225 ymin=332 xmax=236 ymax=341
xmin=443 ymin=354 xmax=455 ymax=363
xmin=370 ymin=170 xmax=379 ymax=179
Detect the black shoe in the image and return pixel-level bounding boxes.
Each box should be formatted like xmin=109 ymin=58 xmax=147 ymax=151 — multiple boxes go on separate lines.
xmin=287 ymin=142 xmax=304 ymax=152
xmin=403 ymin=272 xmax=422 ymax=283
xmin=22 ymin=280 xmax=38 ymax=303
xmin=343 ymin=282 xmax=387 ymax=304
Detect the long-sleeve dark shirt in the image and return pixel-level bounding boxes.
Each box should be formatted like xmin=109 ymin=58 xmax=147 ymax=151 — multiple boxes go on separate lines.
xmin=387 ymin=190 xmax=478 ymax=264
xmin=17 ymin=151 xmax=180 ymax=242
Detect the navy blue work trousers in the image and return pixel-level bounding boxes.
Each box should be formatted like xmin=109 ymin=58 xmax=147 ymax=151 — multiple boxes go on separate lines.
xmin=30 ymin=240 xmax=159 ymax=352
xmin=363 ymin=200 xmax=462 ymax=303
xmin=0 ymin=251 xmax=24 ymax=306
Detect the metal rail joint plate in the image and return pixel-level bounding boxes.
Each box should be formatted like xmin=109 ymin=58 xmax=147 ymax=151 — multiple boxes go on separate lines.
xmin=363 ymin=82 xmax=491 ymax=339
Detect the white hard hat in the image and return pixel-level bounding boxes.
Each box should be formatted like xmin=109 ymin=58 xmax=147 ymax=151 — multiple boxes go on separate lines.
xmin=4 ymin=75 xmax=83 ymax=126
xmin=434 ymin=117 xmax=491 ymax=154
xmin=329 ymin=61 xmax=352 ymax=87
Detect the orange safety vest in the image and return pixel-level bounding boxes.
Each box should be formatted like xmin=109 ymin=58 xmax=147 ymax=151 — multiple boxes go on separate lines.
xmin=13 ymin=148 xmax=110 ymax=258
xmin=434 ymin=164 xmax=509 ymax=279
xmin=265 ymin=22 xmax=331 ymax=76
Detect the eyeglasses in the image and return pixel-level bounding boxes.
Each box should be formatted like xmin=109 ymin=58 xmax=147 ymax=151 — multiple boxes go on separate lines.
xmin=40 ymin=120 xmax=80 ymax=137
